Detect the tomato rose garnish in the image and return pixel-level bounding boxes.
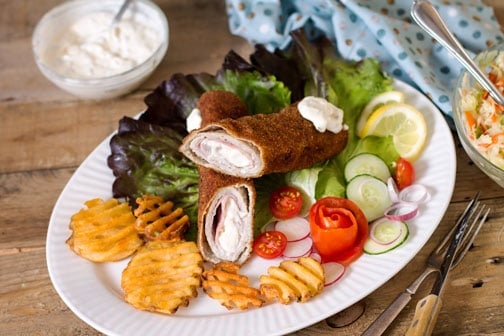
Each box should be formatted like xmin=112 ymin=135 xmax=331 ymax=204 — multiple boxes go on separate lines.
xmin=269 ymin=186 xmax=303 ymax=219
xmin=309 ymin=197 xmax=368 ymax=265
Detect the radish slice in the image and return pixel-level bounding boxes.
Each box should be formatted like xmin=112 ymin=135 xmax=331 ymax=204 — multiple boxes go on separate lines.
xmin=261 ymin=221 xmax=276 ymax=233
xmin=309 ymin=252 xmax=322 ymax=262
xmin=282 ymin=236 xmax=313 ymax=259
xmin=387 ymin=177 xmax=400 ymax=203
xmin=399 ymin=184 xmax=430 ymax=204
xmin=322 ymin=262 xmax=345 ymax=286
xmin=274 ymin=217 xmax=311 ymax=242
xmin=384 ymin=202 xmax=418 ymax=221
xmin=370 ymin=217 xmax=403 ymax=245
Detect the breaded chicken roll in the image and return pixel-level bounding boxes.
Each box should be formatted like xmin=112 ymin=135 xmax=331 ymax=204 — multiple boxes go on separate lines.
xmin=180 ymin=99 xmax=348 ymax=178
xmin=195 ymin=91 xmax=255 ymax=265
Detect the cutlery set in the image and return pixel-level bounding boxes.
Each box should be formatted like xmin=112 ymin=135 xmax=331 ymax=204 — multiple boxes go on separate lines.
xmin=362 ymin=193 xmax=490 ymax=335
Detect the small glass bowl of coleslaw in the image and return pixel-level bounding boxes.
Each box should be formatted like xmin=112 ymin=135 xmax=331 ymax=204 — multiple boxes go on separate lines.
xmin=453 ymin=41 xmax=504 ymax=188
xmin=32 ymin=0 xmax=168 ymax=100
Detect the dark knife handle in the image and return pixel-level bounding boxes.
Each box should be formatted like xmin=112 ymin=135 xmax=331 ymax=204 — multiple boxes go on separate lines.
xmin=405 ymin=294 xmax=442 ymax=336
xmin=361 ymin=292 xmax=412 ymax=336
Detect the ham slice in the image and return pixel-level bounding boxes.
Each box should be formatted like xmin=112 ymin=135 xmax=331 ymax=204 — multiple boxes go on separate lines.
xmin=179 ymin=103 xmax=348 ymax=178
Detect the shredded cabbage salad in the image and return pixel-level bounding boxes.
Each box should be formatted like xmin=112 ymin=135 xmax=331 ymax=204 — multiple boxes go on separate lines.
xmin=460 ymin=51 xmax=504 ymax=169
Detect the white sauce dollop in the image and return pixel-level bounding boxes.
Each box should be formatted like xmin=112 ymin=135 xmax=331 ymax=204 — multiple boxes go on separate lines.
xmin=298 ymin=96 xmax=347 ymax=133
xmin=186 ymin=108 xmax=202 ymax=132
xmin=43 ymin=11 xmax=161 ymax=79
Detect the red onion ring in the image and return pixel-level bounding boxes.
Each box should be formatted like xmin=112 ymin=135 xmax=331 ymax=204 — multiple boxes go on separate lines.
xmin=384 ymin=202 xmax=419 ymax=221
xmin=387 ymin=177 xmax=400 ymax=203
xmin=399 ymin=184 xmax=430 ymax=204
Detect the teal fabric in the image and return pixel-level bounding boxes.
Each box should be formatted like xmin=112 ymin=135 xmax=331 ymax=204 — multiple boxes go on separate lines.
xmin=225 ymin=0 xmax=503 ymax=118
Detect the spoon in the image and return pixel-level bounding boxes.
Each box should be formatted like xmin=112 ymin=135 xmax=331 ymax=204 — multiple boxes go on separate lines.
xmin=110 ymin=0 xmax=133 ymax=28
xmin=83 ymin=0 xmax=133 ymax=44
xmin=411 ymin=0 xmax=504 ymax=106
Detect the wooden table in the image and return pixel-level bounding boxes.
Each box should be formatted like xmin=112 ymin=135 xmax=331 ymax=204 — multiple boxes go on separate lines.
xmin=1 ymin=1 xmax=503 ymax=335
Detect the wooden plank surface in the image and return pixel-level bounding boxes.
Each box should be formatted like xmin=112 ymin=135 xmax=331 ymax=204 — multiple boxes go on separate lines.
xmin=1 ymin=1 xmax=503 ymax=335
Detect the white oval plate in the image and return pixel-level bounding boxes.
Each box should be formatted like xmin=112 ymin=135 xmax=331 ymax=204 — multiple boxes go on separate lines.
xmin=46 ymin=80 xmax=456 ymax=336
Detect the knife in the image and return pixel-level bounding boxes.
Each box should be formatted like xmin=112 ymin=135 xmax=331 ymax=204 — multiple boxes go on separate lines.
xmin=404 ymin=197 xmax=478 ymax=336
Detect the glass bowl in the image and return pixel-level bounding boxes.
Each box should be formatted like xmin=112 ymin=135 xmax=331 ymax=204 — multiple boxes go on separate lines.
xmin=452 ymin=41 xmax=504 ymax=188
xmin=32 ymin=0 xmax=169 ymax=100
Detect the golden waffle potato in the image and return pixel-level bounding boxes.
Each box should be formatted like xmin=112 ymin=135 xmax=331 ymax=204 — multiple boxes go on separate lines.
xmin=259 ymin=257 xmax=325 ymax=304
xmin=134 ymin=194 xmax=190 ymax=241
xmin=202 ymin=262 xmax=263 ymax=310
xmin=66 ymin=198 xmax=143 ymax=262
xmin=121 ymin=240 xmax=203 ymax=314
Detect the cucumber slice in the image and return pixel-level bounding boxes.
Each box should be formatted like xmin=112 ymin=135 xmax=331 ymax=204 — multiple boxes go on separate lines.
xmin=364 ymin=218 xmax=409 ymax=254
xmin=346 ymin=174 xmax=393 ymax=221
xmin=344 ymin=153 xmax=391 ymax=182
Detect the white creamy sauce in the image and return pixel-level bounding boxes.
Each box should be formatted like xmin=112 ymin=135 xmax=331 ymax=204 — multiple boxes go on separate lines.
xmin=298 ymin=96 xmax=347 ymax=133
xmin=186 ymin=108 xmax=202 ymax=132
xmin=43 ymin=11 xmax=161 ymax=79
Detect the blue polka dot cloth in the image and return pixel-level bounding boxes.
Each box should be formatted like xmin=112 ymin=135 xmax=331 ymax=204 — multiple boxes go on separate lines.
xmin=225 ymin=0 xmax=504 ymax=118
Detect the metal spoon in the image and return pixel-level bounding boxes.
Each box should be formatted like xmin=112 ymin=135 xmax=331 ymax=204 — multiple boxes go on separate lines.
xmin=80 ymin=0 xmax=133 ymax=45
xmin=411 ymin=0 xmax=504 ymax=106
xmin=110 ymin=0 xmax=133 ymax=28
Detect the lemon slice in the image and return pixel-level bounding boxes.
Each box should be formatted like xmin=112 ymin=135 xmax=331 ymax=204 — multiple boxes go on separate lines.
xmin=357 ymin=91 xmax=406 ymax=137
xmin=360 ymin=102 xmax=427 ymax=161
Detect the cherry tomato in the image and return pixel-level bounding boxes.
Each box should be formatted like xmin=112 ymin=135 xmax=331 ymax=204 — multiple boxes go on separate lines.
xmin=309 ymin=197 xmax=368 ymax=265
xmin=395 ymin=157 xmax=415 ymax=190
xmin=269 ymin=186 xmax=303 ymax=219
xmin=253 ymin=230 xmax=288 ymax=259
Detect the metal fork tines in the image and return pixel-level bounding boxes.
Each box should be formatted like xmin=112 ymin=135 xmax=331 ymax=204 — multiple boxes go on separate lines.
xmin=362 ymin=195 xmax=490 ymax=336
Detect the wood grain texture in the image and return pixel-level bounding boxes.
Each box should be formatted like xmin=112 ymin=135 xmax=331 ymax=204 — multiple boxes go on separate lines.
xmin=0 ymin=1 xmax=503 ymax=335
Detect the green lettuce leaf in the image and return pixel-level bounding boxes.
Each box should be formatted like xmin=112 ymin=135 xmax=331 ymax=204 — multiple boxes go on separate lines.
xmin=108 ymin=117 xmax=199 ymax=240
xmin=349 ymin=135 xmax=400 ymax=170
xmin=253 ymin=173 xmax=287 ymax=236
xmin=215 ymin=70 xmax=291 ymax=115
xmin=314 ymin=159 xmax=346 ymax=199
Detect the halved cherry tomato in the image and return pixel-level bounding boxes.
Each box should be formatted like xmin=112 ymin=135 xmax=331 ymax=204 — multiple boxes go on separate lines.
xmin=309 ymin=197 xmax=368 ymax=265
xmin=269 ymin=186 xmax=303 ymax=219
xmin=253 ymin=230 xmax=288 ymax=259
xmin=395 ymin=157 xmax=415 ymax=190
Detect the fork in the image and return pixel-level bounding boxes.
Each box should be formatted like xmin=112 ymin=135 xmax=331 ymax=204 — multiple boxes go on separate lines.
xmin=361 ymin=195 xmax=490 ymax=336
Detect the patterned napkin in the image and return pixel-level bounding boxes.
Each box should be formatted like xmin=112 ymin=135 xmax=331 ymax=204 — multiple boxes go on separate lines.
xmin=225 ymin=0 xmax=503 ymax=119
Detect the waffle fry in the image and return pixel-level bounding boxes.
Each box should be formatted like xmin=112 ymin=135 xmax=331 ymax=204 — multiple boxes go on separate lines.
xmin=259 ymin=257 xmax=325 ymax=304
xmin=122 ymin=240 xmax=203 ymax=314
xmin=134 ymin=194 xmax=190 ymax=241
xmin=66 ymin=198 xmax=143 ymax=262
xmin=202 ymin=262 xmax=263 ymax=310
